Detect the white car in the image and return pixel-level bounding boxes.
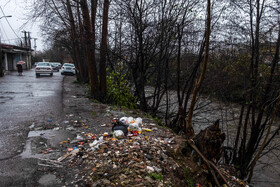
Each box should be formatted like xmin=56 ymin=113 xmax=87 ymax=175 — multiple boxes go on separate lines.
xmin=61 ymin=63 xmax=76 ymax=75
xmin=35 ymin=62 xmax=53 ymax=77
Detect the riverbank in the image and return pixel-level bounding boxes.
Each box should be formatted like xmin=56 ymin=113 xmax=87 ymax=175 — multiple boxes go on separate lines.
xmin=146 ymin=86 xmax=280 ymax=187
xmin=42 ymin=76 xmax=244 ymax=186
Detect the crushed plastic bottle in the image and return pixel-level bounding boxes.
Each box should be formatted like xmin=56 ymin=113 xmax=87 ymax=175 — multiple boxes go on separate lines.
xmin=138 ymin=127 xmax=142 ymax=134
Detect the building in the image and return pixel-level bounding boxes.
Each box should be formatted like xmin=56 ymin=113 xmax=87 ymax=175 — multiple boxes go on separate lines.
xmin=1 ymin=43 xmax=32 ymax=73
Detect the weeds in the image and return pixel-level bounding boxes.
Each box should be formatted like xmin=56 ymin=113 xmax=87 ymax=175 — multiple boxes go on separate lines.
xmin=148 ymin=172 xmax=163 ymax=180
xmin=106 ymin=71 xmax=137 ymax=109
xmin=184 ymin=167 xmax=195 ymax=187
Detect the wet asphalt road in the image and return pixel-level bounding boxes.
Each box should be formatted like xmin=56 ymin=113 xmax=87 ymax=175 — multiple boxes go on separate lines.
xmin=0 ymin=69 xmax=63 ymax=160
xmin=0 ymin=69 xmax=64 ymax=186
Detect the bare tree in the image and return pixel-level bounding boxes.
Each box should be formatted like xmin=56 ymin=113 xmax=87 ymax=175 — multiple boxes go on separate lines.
xmin=66 ymin=0 xmax=85 ymax=82
xmin=99 ymin=0 xmax=110 ymax=99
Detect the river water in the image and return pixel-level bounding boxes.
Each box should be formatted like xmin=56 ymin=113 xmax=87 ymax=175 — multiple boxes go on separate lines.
xmin=147 ymin=89 xmax=280 ymax=186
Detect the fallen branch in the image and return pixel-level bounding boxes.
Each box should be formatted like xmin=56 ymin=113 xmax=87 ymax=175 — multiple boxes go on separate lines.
xmin=57 ymin=149 xmax=79 ymax=162
xmin=38 ymin=163 xmax=63 ymax=168
xmin=209 ymin=161 xmax=230 ymax=187
xmin=187 ymin=139 xmax=221 ymax=187
xmin=38 ymin=158 xmax=63 ymax=164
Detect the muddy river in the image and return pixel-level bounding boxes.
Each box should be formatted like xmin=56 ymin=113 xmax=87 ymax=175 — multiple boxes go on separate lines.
xmin=147 ymin=88 xmax=280 ymax=187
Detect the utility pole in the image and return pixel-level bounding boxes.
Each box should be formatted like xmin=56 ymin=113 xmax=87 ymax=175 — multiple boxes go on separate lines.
xmin=28 ymin=32 xmax=31 ymax=49
xmin=22 ymin=31 xmax=27 ymax=48
xmin=33 ymin=38 xmax=37 ymax=56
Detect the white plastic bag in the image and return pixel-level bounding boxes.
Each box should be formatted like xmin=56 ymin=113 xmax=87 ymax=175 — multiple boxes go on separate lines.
xmin=120 ymin=117 xmax=128 ymax=125
xmin=113 ymin=130 xmax=124 ymax=138
xmin=135 ymin=117 xmax=143 ymax=125
xmin=129 ymin=122 xmax=139 ymax=130
xmin=127 ymin=117 xmax=134 ymax=123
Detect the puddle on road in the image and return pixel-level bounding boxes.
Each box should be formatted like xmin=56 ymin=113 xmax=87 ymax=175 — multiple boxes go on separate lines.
xmin=20 ymin=128 xmax=75 ymax=159
xmin=27 ymin=129 xmax=73 ymax=146
xmin=19 ymin=139 xmax=48 ymax=159
xmin=32 ymin=91 xmax=56 ymax=97
xmin=28 ymin=129 xmax=56 ymax=138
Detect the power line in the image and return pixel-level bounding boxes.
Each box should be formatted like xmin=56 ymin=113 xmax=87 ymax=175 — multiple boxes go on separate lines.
xmin=0 ymin=20 xmax=10 ymax=43
xmin=2 ymin=38 xmax=21 ymax=41
xmin=0 ymin=6 xmax=21 ymax=40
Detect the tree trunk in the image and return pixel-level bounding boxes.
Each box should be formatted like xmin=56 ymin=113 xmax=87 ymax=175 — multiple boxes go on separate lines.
xmin=133 ymin=68 xmax=148 ymax=111
xmin=66 ymin=0 xmax=84 ymax=82
xmin=89 ymin=0 xmax=97 ymax=84
xmin=77 ymin=1 xmax=89 ymax=83
xmin=99 ymin=0 xmax=110 ymax=100
xmin=186 ymin=0 xmax=211 ymax=137
xmin=194 ymin=120 xmax=225 ymax=162
xmin=234 ymin=1 xmax=268 ymax=178
xmin=80 ymin=0 xmax=99 ymax=98
xmin=247 ymin=92 xmax=280 ymax=182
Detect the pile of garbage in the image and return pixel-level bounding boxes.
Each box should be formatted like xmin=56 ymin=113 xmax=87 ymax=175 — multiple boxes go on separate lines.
xmin=54 ymin=117 xmax=246 ymax=186
xmin=56 ymin=117 xmax=192 ymax=186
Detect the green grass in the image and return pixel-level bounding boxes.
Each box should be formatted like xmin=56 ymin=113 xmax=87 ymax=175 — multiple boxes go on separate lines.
xmin=184 ymin=167 xmax=195 ymax=187
xmin=145 ymin=113 xmax=163 ymax=125
xmin=91 ymin=99 xmax=99 ymax=103
xmin=148 ymin=172 xmax=163 ymax=180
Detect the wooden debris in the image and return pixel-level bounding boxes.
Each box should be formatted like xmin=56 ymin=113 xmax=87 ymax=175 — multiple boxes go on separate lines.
xmin=57 ymin=149 xmax=79 ymax=162
xmin=193 ymin=120 xmax=225 ymax=162
xmin=188 ymin=139 xmax=221 ymax=187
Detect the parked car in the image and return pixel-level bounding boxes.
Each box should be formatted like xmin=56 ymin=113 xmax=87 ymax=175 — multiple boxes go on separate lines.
xmin=35 ymin=62 xmax=53 ymax=77
xmin=61 ymin=63 xmax=76 ymax=75
xmin=50 ymin=62 xmax=60 ymax=72
xmin=56 ymin=62 xmax=62 ymax=69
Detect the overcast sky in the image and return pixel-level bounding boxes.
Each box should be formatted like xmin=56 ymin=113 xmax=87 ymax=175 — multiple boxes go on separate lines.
xmin=0 ymin=0 xmax=44 ymax=51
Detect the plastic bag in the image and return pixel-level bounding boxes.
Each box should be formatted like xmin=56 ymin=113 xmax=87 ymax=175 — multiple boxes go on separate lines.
xmin=135 ymin=117 xmax=143 ymax=125
xmin=112 ymin=120 xmax=128 ymax=135
xmin=119 ymin=117 xmax=128 ymax=125
xmin=127 ymin=117 xmax=134 ymax=123
xmin=129 ymin=122 xmax=139 ymax=131
xmin=113 ymin=130 xmax=124 ymax=138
